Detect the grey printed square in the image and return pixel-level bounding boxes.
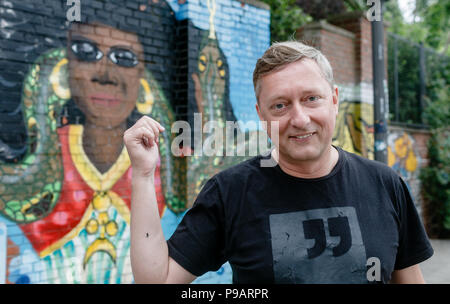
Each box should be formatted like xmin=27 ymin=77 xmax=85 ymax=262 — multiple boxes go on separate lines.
xmin=270 ymin=207 xmax=367 ymax=283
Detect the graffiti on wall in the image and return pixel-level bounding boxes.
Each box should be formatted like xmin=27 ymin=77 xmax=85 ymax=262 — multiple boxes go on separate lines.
xmin=333 ymin=101 xmax=374 ymax=160
xmin=0 ymin=0 xmax=270 ymax=284
xmin=388 ymin=132 xmax=419 ymax=175
xmin=187 ymin=13 xmax=268 ymax=208
xmin=387 ymin=132 xmax=421 ymax=208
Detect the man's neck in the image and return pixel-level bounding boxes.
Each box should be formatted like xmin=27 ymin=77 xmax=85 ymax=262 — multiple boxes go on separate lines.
xmin=272 ymin=145 xmax=339 ymax=179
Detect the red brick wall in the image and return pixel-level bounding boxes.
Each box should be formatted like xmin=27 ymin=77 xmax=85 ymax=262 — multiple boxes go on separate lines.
xmin=297 ymin=21 xmax=356 ymax=85
xmin=328 ymin=12 xmax=373 ymax=84
xmin=320 ymin=29 xmax=356 ymax=85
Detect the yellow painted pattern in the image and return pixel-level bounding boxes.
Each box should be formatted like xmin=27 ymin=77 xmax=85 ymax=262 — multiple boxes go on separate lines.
xmin=137 ymin=78 xmax=154 ymax=114
xmin=50 ymin=58 xmax=71 ymax=99
xmin=389 ymin=133 xmax=418 ymax=173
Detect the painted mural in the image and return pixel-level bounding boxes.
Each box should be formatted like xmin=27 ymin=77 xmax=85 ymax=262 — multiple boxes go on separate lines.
xmin=388 ymin=132 xmax=418 ymax=174
xmin=1 ymin=3 xmax=183 ymax=284
xmin=333 ymin=101 xmax=374 ymax=160
xmin=387 ymin=131 xmax=422 ymax=212
xmin=0 ymin=0 xmax=270 ymax=284
xmin=187 ymin=20 xmax=268 ymax=208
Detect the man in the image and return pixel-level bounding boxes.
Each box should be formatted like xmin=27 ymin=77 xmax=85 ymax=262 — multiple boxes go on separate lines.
xmin=124 ymin=41 xmax=433 ymax=284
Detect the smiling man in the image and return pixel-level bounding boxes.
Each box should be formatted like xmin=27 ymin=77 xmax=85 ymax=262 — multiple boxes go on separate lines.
xmin=255 ymin=52 xmax=339 ymax=178
xmin=125 ymin=41 xmax=433 ymax=284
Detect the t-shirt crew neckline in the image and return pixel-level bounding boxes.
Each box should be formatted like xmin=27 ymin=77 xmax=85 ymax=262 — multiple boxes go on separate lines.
xmin=268 ymin=145 xmax=346 ymax=183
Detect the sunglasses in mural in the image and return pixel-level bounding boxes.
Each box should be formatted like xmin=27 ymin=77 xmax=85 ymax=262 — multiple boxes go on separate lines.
xmin=70 ymin=39 xmax=139 ymax=67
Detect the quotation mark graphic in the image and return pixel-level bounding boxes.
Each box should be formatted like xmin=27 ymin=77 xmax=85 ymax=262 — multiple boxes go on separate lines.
xmin=270 ymin=207 xmax=367 ymax=283
xmin=303 ymin=216 xmax=352 ymax=259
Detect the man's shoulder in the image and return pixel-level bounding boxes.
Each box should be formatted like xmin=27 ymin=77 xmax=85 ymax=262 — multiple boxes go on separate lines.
xmin=197 ymin=155 xmax=269 ymax=200
xmin=340 ymin=147 xmax=400 ymax=181
xmin=214 ymin=155 xmax=266 ymax=180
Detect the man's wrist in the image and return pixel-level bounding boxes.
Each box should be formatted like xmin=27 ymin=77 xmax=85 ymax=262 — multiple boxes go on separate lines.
xmin=132 ymin=169 xmax=156 ymax=182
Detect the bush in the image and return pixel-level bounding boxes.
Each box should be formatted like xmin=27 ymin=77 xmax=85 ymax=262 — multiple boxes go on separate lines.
xmin=260 ymin=0 xmax=312 ymax=42
xmin=420 ymin=88 xmax=450 ymax=238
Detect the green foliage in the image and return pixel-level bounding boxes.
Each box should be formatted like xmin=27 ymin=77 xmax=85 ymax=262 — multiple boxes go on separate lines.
xmin=420 ymin=88 xmax=450 ymax=237
xmin=343 ymin=0 xmax=365 ymax=11
xmin=414 ymin=0 xmax=450 ymax=54
xmin=385 ymin=0 xmax=427 ymax=41
xmin=387 ymin=34 xmax=422 ymax=124
xmin=260 ymin=0 xmax=312 ymax=42
xmin=386 ymin=15 xmax=449 ymax=125
xmin=423 ymin=89 xmax=450 ymax=129
xmin=260 ymin=0 xmax=375 ymax=43
xmin=384 ymin=0 xmax=450 ymax=56
xmin=295 ymin=0 xmax=347 ymax=20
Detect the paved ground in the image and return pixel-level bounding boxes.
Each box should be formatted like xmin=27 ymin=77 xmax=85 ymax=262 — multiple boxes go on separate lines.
xmin=420 ymin=239 xmax=450 ymax=284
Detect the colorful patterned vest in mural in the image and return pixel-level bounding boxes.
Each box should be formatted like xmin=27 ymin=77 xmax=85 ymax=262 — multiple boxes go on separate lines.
xmin=18 ymin=124 xmax=166 ymax=283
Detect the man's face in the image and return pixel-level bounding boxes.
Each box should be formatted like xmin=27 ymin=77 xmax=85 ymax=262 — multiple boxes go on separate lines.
xmin=67 ymin=23 xmax=145 ymax=128
xmin=256 ymin=59 xmax=339 ymax=164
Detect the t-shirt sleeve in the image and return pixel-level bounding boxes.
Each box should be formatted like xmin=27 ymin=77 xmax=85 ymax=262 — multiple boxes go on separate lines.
xmin=394 ymin=176 xmax=434 ymax=270
xmin=167 ymin=177 xmax=227 ymax=277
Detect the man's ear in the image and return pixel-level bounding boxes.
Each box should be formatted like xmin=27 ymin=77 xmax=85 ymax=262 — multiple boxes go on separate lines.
xmin=333 ymin=85 xmax=339 ymax=115
xmin=255 ymin=102 xmax=267 ymax=131
xmin=255 ymin=102 xmax=262 ymax=120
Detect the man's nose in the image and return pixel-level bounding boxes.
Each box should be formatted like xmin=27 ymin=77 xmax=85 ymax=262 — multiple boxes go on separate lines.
xmin=289 ymin=102 xmax=310 ymax=129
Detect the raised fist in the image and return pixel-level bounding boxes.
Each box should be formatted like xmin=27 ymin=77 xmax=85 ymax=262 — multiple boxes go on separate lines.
xmin=124 ymin=116 xmax=165 ymax=178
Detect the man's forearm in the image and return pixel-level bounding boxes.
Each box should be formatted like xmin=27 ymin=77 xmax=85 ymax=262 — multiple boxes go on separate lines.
xmin=130 ymin=173 xmax=169 ymax=283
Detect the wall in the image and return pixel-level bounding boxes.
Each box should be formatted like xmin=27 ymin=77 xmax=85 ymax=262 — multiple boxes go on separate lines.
xmin=0 ymin=0 xmax=270 ymax=284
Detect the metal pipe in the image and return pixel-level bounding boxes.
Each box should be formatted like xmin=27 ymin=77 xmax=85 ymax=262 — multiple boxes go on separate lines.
xmin=372 ymin=0 xmax=389 ymax=163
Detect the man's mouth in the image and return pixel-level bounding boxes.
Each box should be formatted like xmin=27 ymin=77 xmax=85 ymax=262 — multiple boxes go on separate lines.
xmin=290 ymin=132 xmax=315 ymax=139
xmin=289 ymin=132 xmax=316 ymax=142
xmin=293 ymin=133 xmax=314 ymax=139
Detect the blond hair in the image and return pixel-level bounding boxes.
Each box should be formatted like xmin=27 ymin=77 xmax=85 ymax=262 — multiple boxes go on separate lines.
xmin=253 ymin=41 xmax=334 ymax=100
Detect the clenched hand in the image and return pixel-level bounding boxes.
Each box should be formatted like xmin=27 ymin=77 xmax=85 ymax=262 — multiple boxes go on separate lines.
xmin=124 ymin=116 xmax=165 ymax=178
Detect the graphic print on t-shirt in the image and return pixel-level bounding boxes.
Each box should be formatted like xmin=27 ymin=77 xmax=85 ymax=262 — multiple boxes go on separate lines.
xmin=270 ymin=207 xmax=367 ymax=283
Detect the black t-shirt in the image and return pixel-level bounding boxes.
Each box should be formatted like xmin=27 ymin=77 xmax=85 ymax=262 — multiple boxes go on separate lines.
xmin=167 ymin=147 xmax=434 ymax=283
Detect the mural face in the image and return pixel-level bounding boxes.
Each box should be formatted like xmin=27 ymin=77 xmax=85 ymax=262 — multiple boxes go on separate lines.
xmin=67 ymin=23 xmax=145 ymax=130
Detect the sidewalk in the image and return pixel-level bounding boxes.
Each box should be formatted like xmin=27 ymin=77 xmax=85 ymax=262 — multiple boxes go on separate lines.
xmin=420 ymin=239 xmax=450 ymax=284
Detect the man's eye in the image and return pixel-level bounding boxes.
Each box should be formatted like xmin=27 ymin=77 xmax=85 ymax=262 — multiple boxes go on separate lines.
xmin=307 ymin=96 xmax=320 ymax=102
xmin=274 ymin=103 xmax=285 ymax=110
